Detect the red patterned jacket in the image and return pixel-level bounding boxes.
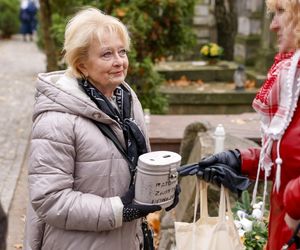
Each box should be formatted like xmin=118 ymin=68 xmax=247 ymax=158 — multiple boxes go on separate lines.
xmin=240 ymin=101 xmax=300 ymax=250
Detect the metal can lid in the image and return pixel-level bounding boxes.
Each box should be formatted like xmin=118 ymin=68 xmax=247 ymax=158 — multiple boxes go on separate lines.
xmin=138 ymin=151 xmax=181 ymax=169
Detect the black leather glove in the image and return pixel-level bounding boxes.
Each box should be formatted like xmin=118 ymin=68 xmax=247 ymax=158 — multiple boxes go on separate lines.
xmin=178 ymin=149 xmax=241 ymax=176
xmin=199 ymin=149 xmax=241 ymax=172
xmin=121 ymin=185 xmax=161 ymax=222
xmin=165 ymin=184 xmax=181 ymax=211
xmin=199 ymin=163 xmax=251 ymax=194
xmin=177 ymin=150 xmax=250 ymax=194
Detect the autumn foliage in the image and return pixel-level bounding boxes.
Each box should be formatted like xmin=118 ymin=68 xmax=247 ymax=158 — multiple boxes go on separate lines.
xmin=39 ymin=0 xmax=196 ymax=113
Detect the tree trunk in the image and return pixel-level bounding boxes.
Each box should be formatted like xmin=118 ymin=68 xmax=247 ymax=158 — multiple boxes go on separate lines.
xmin=214 ymin=0 xmax=237 ymax=60
xmin=0 ymin=203 xmax=7 ymax=250
xmin=255 ymin=3 xmax=276 ymax=74
xmin=39 ymin=0 xmax=58 ymax=71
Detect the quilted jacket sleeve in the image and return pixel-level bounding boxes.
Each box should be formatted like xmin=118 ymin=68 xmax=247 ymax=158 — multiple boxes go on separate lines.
xmin=240 ymin=147 xmax=261 ymax=180
xmin=29 ymin=112 xmax=123 ymax=232
xmin=284 ymin=177 xmax=300 ymax=220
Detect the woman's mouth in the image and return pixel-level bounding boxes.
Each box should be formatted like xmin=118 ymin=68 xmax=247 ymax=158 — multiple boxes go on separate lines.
xmin=111 ymin=71 xmax=123 ymax=76
xmin=277 ymin=35 xmax=282 ymax=44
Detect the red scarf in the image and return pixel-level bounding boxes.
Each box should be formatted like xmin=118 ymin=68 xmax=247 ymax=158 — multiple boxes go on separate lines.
xmin=251 ymin=50 xmax=300 ymax=197
xmin=253 ymin=52 xmax=296 ymax=115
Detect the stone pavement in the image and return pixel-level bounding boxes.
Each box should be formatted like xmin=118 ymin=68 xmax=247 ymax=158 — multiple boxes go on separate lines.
xmin=0 ymin=35 xmax=45 ymax=214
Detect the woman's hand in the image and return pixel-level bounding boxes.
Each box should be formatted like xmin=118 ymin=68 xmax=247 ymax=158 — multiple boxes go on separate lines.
xmin=121 ymin=185 xmax=161 ymax=222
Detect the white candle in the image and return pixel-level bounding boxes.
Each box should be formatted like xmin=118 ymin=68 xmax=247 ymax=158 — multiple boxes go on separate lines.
xmin=214 ymin=124 xmax=225 ymax=153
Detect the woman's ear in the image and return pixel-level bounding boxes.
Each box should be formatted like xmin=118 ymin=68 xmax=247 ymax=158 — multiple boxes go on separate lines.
xmin=77 ymin=63 xmax=88 ymax=77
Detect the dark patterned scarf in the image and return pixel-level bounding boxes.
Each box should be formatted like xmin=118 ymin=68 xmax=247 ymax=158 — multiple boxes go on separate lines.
xmin=79 ymin=79 xmax=148 ymax=168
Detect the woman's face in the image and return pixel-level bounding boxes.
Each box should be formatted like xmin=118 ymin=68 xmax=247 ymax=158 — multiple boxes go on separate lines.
xmin=79 ymin=32 xmax=129 ymax=97
xmin=270 ymin=2 xmax=296 ymax=53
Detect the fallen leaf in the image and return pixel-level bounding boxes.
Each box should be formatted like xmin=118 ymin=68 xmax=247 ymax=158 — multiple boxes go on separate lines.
xmin=14 ymin=243 xmax=23 ymax=249
xmin=195 ymin=79 xmax=204 ymax=86
xmin=115 ymin=8 xmax=127 ymax=17
xmin=244 ymin=80 xmax=256 ymax=89
xmin=174 ymin=75 xmax=189 ymax=87
xmin=147 ymin=211 xmax=161 ymax=235
xmin=231 ymin=119 xmax=246 ymax=125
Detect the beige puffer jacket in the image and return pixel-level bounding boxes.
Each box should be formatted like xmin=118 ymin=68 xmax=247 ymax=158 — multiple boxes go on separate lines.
xmin=24 ymin=71 xmax=150 ymax=250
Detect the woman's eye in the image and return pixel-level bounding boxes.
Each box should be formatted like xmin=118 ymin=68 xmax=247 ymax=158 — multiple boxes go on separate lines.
xmin=119 ymin=49 xmax=127 ymax=57
xmin=102 ymin=52 xmax=112 ymax=58
xmin=277 ymin=7 xmax=285 ymax=14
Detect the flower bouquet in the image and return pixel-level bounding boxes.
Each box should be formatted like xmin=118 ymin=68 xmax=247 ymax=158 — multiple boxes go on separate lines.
xmin=200 ymin=42 xmax=223 ymax=64
xmin=233 ymin=191 xmax=268 ymax=250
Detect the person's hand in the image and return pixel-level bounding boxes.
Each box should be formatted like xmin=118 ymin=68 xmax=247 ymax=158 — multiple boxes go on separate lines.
xmin=121 ymin=185 xmax=161 ymax=222
xmin=199 ymin=163 xmax=251 ymax=194
xmin=177 ymin=150 xmax=250 ymax=194
xmin=285 ymin=213 xmax=300 ymax=237
xmin=177 ymin=149 xmax=241 ymax=176
xmin=198 ymin=149 xmax=241 ymax=171
xmin=165 ymin=184 xmax=181 ymax=211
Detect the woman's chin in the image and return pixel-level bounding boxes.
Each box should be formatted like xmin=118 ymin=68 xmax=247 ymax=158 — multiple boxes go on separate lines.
xmin=112 ymin=76 xmax=126 ymax=85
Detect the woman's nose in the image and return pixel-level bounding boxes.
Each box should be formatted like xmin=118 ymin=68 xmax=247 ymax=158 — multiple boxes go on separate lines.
xmin=270 ymin=17 xmax=279 ymax=32
xmin=113 ymin=53 xmax=122 ymax=66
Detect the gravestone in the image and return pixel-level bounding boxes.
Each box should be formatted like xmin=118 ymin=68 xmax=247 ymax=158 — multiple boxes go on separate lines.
xmin=234 ymin=0 xmax=264 ymax=66
xmin=192 ymin=1 xmax=217 ymax=58
xmin=254 ymin=4 xmax=276 ymax=74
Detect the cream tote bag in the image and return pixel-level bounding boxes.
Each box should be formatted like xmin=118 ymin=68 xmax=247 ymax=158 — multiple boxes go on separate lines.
xmin=174 ymin=179 xmax=244 ymax=250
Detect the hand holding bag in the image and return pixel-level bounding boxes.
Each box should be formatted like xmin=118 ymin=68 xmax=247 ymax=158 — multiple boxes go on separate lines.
xmin=174 ymin=178 xmax=244 ymax=250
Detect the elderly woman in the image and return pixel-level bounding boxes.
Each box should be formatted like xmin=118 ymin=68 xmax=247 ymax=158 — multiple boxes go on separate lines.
xmin=23 ymin=7 xmax=176 ymax=250
xmin=179 ymin=0 xmax=300 ymax=249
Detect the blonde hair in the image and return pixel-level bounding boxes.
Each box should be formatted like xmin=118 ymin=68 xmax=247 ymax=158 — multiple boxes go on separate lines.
xmin=63 ymin=7 xmax=131 ymax=78
xmin=266 ymin=0 xmax=300 ymax=49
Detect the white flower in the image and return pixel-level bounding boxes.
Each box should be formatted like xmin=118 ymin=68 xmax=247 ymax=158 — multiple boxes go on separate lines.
xmin=253 ymin=201 xmax=263 ymax=210
xmin=252 ymin=208 xmax=263 ymax=220
xmin=237 ymin=210 xmax=247 ymax=220
xmin=240 ymin=218 xmax=253 ymax=232
xmin=234 ymin=220 xmax=243 ymax=229
xmin=238 ymin=228 xmax=246 ymax=237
